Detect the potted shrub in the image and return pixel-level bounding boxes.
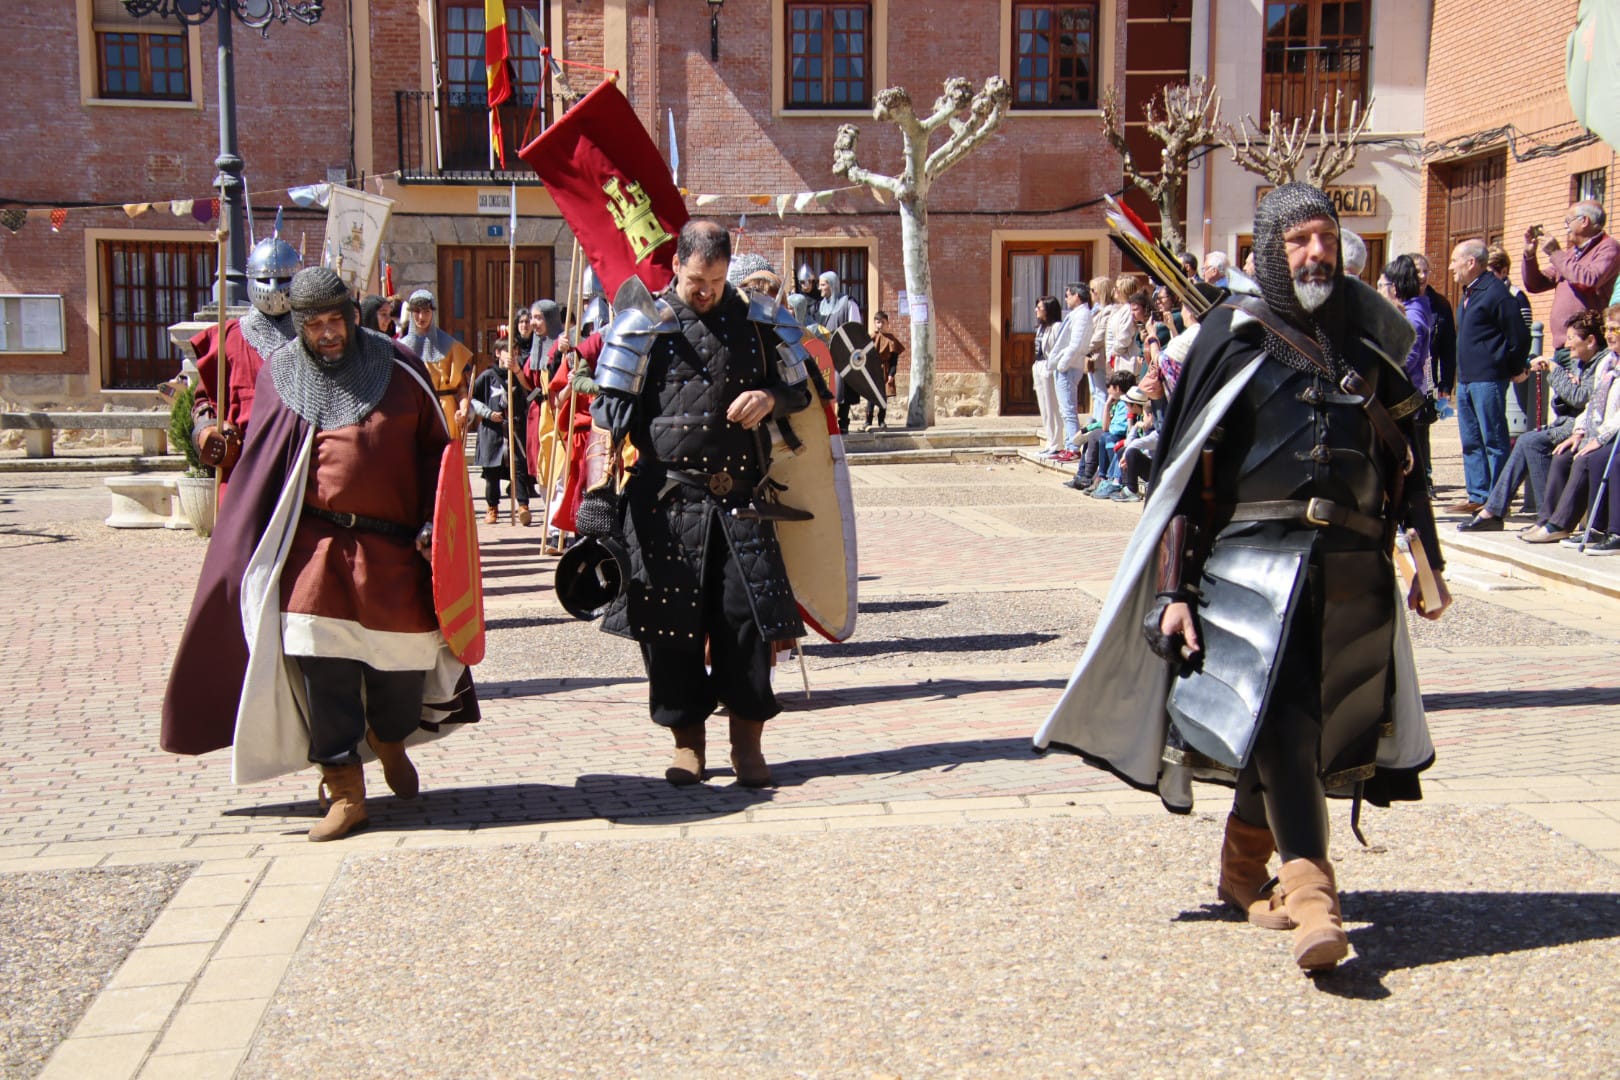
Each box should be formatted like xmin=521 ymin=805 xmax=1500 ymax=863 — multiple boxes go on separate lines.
xmin=168 ymin=381 xmax=217 ymax=537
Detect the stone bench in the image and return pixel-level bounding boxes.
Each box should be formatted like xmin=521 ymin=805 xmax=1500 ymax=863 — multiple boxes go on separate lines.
xmin=104 ymin=474 xmax=183 ymax=529
xmin=0 ymin=411 xmax=170 ymax=459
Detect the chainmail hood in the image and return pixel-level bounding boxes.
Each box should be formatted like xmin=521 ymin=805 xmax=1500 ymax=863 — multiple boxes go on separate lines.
xmin=237 ymin=306 xmax=293 ymax=363
xmin=269 ymin=327 xmax=397 ymax=431
xmin=276 ymin=269 xmax=393 ymax=428
xmin=400 ymin=324 xmax=459 ymax=366
xmin=1252 ymin=182 xmax=1351 ymax=378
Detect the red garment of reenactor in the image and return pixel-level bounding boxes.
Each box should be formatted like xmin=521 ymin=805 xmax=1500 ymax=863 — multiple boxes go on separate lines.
xmin=190 ymin=318 xmax=279 ymax=490
xmin=544 ymin=332 xmax=602 ymax=536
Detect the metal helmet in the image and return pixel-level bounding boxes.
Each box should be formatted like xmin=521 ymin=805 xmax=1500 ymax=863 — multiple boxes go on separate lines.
xmin=245 ymin=237 xmax=302 ymax=316
xmin=554 ymin=536 xmax=630 ymax=620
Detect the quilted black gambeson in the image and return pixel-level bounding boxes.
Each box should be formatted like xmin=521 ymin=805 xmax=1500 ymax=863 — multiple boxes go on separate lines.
xmin=601 ymin=286 xmax=809 ymax=648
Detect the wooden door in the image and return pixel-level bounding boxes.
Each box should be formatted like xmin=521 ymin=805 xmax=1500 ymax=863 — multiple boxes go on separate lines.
xmin=1001 ymin=242 xmax=1090 ymax=415
xmin=1440 ymin=151 xmax=1506 ymax=308
xmin=436 ymin=245 xmax=554 ymax=373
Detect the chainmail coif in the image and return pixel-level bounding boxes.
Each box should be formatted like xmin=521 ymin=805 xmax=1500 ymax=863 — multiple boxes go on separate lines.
xmin=1252 ymin=182 xmax=1351 ymax=379
xmin=272 ymin=267 xmax=395 ymax=430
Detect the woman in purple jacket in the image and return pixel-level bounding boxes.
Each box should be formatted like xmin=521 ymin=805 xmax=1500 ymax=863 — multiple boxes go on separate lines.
xmin=1382 ymin=256 xmax=1435 ymax=489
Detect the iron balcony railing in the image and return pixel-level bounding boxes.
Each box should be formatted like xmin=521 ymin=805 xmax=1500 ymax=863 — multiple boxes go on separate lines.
xmin=395 ymin=89 xmax=550 ymax=184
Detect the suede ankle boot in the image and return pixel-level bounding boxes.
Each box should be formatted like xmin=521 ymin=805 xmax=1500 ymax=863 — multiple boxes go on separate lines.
xmin=366 ymin=729 xmax=419 ymax=800
xmin=666 ymin=724 xmax=707 ymax=786
xmin=309 ymin=763 xmax=368 ymax=842
xmin=1278 ymin=857 xmax=1348 ymax=972
xmin=1216 ymin=813 xmax=1294 ymax=931
xmin=728 ymin=716 xmax=772 ymax=788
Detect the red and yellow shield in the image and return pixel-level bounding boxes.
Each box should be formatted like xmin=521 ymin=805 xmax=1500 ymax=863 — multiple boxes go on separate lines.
xmin=432 ymin=443 xmax=485 ymax=665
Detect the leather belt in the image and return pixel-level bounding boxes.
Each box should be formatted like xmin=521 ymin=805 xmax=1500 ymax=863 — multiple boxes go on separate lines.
xmin=303 ymin=504 xmax=419 ymax=540
xmin=664 ymin=468 xmax=745 ymax=498
xmin=1229 ymin=498 xmax=1385 ymax=541
xmin=434 ymin=388 xmax=460 ymax=397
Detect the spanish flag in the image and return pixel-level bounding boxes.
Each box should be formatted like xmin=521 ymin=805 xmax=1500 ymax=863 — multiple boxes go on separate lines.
xmin=485 ymin=0 xmax=511 ymax=167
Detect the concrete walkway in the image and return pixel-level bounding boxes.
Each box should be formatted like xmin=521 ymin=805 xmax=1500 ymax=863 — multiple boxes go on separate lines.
xmin=3 ymin=417 xmax=1619 ymax=1077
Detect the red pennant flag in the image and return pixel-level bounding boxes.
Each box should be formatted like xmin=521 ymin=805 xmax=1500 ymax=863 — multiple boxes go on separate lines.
xmin=518 ymin=81 xmax=689 ymax=296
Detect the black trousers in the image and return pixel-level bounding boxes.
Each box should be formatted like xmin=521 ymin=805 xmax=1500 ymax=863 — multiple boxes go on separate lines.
xmin=641 ymin=530 xmax=779 ymax=729
xmin=482 ymin=465 xmax=532 ymax=508
xmin=297 ymin=656 xmax=424 ymax=766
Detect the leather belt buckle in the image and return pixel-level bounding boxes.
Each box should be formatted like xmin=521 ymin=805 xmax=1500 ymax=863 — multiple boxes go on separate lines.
xmin=707 ymin=472 xmax=734 ymax=497
xmin=1304 ymin=498 xmax=1335 ymax=529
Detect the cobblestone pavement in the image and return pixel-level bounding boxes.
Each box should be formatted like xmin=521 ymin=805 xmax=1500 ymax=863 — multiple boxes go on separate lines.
xmin=4 ymin=419 xmax=1620 ymax=1077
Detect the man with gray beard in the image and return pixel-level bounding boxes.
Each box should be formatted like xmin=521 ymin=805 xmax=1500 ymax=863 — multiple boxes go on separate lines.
xmin=163 ymin=267 xmax=480 ymax=843
xmin=1037 ymin=184 xmax=1451 ymax=975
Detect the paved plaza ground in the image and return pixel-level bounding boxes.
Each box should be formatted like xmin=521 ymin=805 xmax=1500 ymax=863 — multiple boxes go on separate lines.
xmin=4 ymin=420 xmax=1620 ymax=1077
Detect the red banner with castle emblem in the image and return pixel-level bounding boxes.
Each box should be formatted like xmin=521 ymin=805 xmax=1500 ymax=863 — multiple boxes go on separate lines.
xmin=518 ymin=82 xmax=688 ymax=296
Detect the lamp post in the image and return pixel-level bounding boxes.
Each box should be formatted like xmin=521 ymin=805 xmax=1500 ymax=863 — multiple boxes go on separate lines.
xmin=121 ymin=0 xmax=324 ymax=305
xmin=707 ymin=0 xmax=723 ymax=62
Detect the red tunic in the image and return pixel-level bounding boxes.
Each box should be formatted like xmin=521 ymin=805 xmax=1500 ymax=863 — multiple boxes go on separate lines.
xmin=190 ymin=320 xmax=269 ymax=487
xmin=544 ymin=335 xmax=600 ymax=534
xmin=280 ymin=371 xmax=445 ymax=643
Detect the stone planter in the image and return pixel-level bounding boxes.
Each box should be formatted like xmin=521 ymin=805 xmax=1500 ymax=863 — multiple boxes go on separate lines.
xmin=175 ymin=475 xmax=217 ymax=537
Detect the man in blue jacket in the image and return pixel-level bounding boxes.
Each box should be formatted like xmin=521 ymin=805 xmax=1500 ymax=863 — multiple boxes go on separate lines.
xmin=1447 ymin=239 xmax=1533 ymax=513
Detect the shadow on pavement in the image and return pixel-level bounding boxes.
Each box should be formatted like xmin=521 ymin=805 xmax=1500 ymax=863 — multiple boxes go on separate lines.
xmin=483 ymin=613 xmax=573 ymax=631
xmin=1423 ymin=687 xmax=1620 ymax=710
xmin=777 ymin=677 xmax=1068 ymax=710
xmin=222 ymin=737 xmax=1051 ymax=830
xmin=475 ymin=675 xmax=646 ymax=698
xmin=858 ymin=599 xmax=949 ymax=613
xmin=803 ymin=632 xmax=1060 ymax=659
xmin=1177 ymin=889 xmax=1620 ymax=1000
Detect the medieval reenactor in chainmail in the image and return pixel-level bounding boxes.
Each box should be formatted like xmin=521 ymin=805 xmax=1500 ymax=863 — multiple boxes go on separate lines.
xmin=162 ymin=267 xmax=479 ymax=842
xmin=399 ymin=288 xmax=474 ymax=440
xmin=591 ymin=220 xmax=814 ymax=789
xmin=1036 ymin=183 xmax=1452 ymax=974
xmin=188 ymin=235 xmax=301 ymax=491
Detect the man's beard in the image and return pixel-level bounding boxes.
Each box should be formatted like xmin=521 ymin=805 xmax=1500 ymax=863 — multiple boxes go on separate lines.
xmin=300 ymin=328 xmax=352 ymax=367
xmin=1292 ymin=260 xmax=1336 ymax=313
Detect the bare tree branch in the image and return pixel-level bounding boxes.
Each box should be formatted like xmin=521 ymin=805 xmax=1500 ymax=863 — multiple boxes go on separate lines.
xmin=1306 ymin=90 xmax=1375 ymax=187
xmin=831 ymin=123 xmax=902 ymax=195
xmin=1217 ymin=109 xmax=1309 ymax=185
xmin=925 ymin=77 xmax=1011 ymax=177
xmin=1099 ymin=75 xmax=1221 ymax=253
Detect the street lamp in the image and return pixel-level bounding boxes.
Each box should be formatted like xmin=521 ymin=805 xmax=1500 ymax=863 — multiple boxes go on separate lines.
xmin=707 ymin=0 xmax=723 ymax=62
xmin=121 ymin=0 xmax=324 ymax=305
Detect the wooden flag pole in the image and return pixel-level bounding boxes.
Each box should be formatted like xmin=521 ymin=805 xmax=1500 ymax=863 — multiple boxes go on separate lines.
xmin=505 ymin=193 xmax=521 ymax=526
xmin=546 ymin=240 xmax=589 ymax=556
xmin=211 ymin=216 xmax=230 ymax=508
xmin=540 ymin=240 xmax=582 ymax=550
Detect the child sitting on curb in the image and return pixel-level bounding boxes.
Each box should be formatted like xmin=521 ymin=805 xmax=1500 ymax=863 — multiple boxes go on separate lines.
xmin=1064 ymin=369 xmax=1136 ymax=494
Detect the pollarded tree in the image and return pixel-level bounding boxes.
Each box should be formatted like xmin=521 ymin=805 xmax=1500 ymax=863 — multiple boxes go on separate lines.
xmin=832 ymin=76 xmax=1011 ymax=429
xmin=1218 ymin=89 xmax=1374 ymax=188
xmin=1100 ymin=75 xmax=1222 ymax=255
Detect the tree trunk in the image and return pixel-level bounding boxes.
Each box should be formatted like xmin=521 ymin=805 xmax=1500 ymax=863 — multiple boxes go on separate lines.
xmin=898 ymin=194 xmax=934 ymax=429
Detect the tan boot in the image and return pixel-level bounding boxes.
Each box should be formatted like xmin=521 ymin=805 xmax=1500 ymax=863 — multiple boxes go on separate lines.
xmin=728 ymin=716 xmax=772 ymax=788
xmin=517 ymin=505 xmax=532 ymax=526
xmin=1278 ymin=857 xmax=1349 ymax=972
xmin=1216 ymin=813 xmax=1294 ymax=931
xmin=665 ymin=724 xmax=707 ymax=786
xmin=366 ymin=729 xmax=419 ymax=800
xmin=309 ymin=763 xmax=368 ymax=842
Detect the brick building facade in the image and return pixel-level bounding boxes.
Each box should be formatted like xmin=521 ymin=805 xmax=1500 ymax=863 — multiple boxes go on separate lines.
xmin=0 ymin=2 xmax=1149 ymax=415
xmin=1421 ymin=0 xmax=1617 ymax=329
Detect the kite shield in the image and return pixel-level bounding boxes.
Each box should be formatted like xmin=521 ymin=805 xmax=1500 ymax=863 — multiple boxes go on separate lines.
xmin=770 ymin=388 xmax=858 ymax=643
xmin=829 ymin=323 xmax=886 ymax=408
xmin=432 ymin=441 xmax=486 ymax=665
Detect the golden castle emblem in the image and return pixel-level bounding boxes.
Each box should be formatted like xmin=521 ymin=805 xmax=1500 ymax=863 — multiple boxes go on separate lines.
xmin=604 ymin=177 xmax=672 ymax=263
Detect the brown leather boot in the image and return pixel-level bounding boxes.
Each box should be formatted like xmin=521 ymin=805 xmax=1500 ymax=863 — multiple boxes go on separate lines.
xmin=1217 ymin=813 xmax=1294 ymax=931
xmin=366 ymin=729 xmax=419 ymax=800
xmin=1278 ymin=857 xmax=1349 ymax=972
xmin=665 ymin=724 xmax=706 ymax=786
xmin=729 ymin=716 xmax=772 ymax=788
xmin=485 ymin=507 xmax=499 ymax=525
xmin=309 ymin=763 xmax=368 ymax=842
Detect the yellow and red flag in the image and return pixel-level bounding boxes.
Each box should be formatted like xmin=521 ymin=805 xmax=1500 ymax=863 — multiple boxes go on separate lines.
xmin=485 ymin=0 xmax=511 ymax=167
